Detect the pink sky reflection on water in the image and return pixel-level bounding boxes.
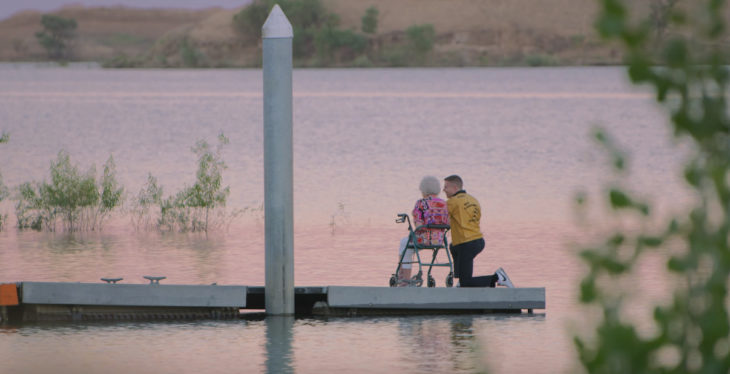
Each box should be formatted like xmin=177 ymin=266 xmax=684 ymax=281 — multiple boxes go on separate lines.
xmin=0 ymin=66 xmax=692 ymax=373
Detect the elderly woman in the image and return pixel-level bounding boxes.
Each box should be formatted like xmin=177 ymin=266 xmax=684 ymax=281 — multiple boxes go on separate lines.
xmin=397 ymin=175 xmax=450 ymax=286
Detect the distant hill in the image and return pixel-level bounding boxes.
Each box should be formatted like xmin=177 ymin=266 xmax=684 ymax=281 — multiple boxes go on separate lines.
xmin=0 ymin=1 xmax=675 ymax=67
xmin=322 ymin=0 xmax=614 ymax=65
xmin=0 ymin=6 xmax=224 ymax=62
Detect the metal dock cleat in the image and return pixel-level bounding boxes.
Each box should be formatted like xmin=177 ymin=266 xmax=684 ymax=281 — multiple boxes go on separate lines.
xmin=101 ymin=277 xmax=123 ymax=284
xmin=143 ymin=276 xmax=166 ymax=284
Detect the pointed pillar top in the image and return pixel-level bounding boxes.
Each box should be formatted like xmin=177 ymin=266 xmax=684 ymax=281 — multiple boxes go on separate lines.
xmin=262 ymin=4 xmax=293 ymax=39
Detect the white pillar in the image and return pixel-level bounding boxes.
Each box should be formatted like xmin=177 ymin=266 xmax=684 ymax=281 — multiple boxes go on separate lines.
xmin=262 ymin=5 xmax=294 ymax=316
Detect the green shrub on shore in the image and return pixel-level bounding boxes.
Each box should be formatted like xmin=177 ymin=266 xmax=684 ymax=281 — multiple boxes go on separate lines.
xmin=361 ymin=6 xmax=378 ymax=35
xmin=379 ymin=47 xmax=408 ymax=67
xmin=35 ymin=14 xmax=77 ymax=62
xmin=350 ymin=54 xmax=373 ymax=68
xmin=233 ymin=0 xmax=329 ymax=59
xmin=525 ymin=54 xmax=556 ymax=67
xmin=233 ymin=0 xmax=382 ymax=66
xmin=314 ymin=25 xmax=367 ymax=65
xmin=101 ymin=54 xmax=144 ymax=68
xmin=180 ymin=38 xmax=206 ymax=67
xmin=406 ymin=24 xmax=435 ymax=64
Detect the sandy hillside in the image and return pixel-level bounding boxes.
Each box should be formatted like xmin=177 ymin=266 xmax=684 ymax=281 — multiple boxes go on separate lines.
xmin=0 ymin=0 xmax=606 ymax=63
xmin=2 ymin=1 xmax=726 ymax=65
xmin=324 ymin=0 xmax=599 ymax=37
xmin=0 ymin=5 xmax=222 ymax=60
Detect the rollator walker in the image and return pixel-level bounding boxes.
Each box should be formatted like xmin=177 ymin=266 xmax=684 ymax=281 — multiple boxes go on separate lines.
xmin=389 ymin=213 xmax=455 ymax=288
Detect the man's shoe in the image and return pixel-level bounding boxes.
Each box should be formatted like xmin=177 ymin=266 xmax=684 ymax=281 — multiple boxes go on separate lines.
xmin=496 ymin=267 xmax=515 ymax=288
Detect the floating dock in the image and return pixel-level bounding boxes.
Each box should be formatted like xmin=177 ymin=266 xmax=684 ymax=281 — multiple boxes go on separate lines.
xmin=0 ymin=281 xmax=545 ymax=322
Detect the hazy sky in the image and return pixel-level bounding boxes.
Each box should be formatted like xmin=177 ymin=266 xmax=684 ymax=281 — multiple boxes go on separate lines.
xmin=0 ymin=0 xmax=250 ymax=20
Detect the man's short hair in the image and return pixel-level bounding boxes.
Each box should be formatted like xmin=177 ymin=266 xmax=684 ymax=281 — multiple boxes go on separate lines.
xmin=444 ymin=175 xmax=463 ymax=189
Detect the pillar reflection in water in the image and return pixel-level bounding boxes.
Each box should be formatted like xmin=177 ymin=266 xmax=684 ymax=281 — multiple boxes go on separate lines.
xmin=265 ymin=316 xmax=294 ymax=374
xmin=396 ymin=316 xmax=486 ymax=372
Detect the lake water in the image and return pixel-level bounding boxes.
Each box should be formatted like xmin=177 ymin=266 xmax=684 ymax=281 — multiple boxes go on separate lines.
xmin=0 ymin=65 xmax=689 ymax=373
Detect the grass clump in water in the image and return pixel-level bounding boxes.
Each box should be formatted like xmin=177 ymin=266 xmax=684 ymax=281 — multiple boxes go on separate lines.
xmin=14 ymin=151 xmax=123 ymax=232
xmin=130 ymin=133 xmax=239 ymax=233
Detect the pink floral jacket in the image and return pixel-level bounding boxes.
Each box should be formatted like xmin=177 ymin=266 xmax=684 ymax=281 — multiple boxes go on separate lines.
xmin=412 ymin=196 xmax=449 ymax=246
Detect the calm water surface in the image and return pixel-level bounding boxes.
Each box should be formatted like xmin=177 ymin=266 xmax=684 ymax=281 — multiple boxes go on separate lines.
xmin=0 ymin=65 xmax=689 ymax=373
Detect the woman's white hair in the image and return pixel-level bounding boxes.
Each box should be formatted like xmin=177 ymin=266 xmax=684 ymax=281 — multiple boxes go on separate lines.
xmin=419 ymin=175 xmax=441 ymax=196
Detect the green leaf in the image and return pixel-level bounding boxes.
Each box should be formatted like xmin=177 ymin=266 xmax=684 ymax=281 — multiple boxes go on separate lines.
xmin=613 ymin=154 xmax=625 ymax=171
xmin=621 ymin=24 xmax=649 ymax=48
xmin=580 ymin=277 xmax=597 ymax=303
xmin=663 ymin=38 xmax=689 ymax=68
xmin=609 ymin=188 xmax=632 ymax=209
xmin=667 ymin=256 xmax=686 ymax=272
xmin=639 ymin=236 xmax=663 ymax=247
xmin=607 ymin=234 xmax=625 ymax=247
xmin=667 ymin=219 xmax=679 ymax=234
xmin=627 ymin=57 xmax=652 ymax=82
xmin=594 ymin=128 xmax=607 ymax=144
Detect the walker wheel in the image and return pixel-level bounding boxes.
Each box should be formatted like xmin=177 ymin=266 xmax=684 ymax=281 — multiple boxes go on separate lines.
xmin=445 ymin=274 xmax=454 ymax=288
xmin=427 ymin=276 xmax=436 ymax=288
xmin=389 ymin=275 xmax=397 ymax=287
xmin=413 ymin=274 xmax=423 ymax=287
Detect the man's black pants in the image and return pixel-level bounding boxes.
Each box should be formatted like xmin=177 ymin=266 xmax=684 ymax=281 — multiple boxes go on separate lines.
xmin=450 ymin=238 xmax=496 ymax=287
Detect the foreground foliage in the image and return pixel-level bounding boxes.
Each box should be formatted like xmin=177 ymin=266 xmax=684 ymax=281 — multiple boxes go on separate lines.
xmin=575 ymin=0 xmax=730 ymax=372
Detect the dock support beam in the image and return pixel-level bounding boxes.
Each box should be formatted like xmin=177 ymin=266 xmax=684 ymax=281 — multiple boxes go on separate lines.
xmin=262 ymin=5 xmax=294 ymax=316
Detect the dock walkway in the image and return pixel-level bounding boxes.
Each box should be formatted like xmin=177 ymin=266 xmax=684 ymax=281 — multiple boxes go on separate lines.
xmin=0 ymin=282 xmax=545 ymax=322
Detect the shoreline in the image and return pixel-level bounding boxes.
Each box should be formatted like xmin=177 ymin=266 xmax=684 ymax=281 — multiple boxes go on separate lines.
xmin=0 ymin=60 xmax=624 ymax=69
xmin=0 ymin=2 xmax=622 ymax=68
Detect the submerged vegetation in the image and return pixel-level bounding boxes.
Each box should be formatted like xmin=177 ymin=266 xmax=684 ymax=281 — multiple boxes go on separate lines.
xmin=14 ymin=151 xmax=122 ymax=232
xmin=328 ymin=202 xmax=350 ymax=235
xmin=0 ymin=173 xmax=7 ymax=231
xmin=575 ymin=0 xmax=730 ymax=372
xmin=0 ymin=132 xmax=9 ymax=231
xmin=129 ymin=133 xmax=239 ymax=234
xmin=8 ymin=133 xmax=243 ymax=234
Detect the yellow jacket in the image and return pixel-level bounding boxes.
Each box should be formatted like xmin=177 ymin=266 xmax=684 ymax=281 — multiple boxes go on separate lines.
xmin=447 ymin=190 xmax=483 ymax=245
